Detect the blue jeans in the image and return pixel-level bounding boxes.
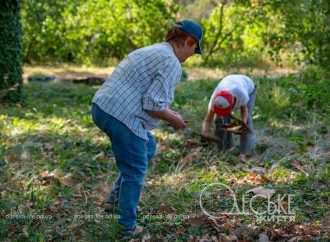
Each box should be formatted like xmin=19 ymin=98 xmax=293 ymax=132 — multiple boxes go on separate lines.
xmin=240 ymin=87 xmax=257 ymax=155
xmin=91 ymin=104 xmax=156 ymax=230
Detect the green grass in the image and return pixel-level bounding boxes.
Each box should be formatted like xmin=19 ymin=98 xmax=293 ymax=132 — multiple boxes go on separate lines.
xmin=0 ymin=73 xmax=329 ymax=241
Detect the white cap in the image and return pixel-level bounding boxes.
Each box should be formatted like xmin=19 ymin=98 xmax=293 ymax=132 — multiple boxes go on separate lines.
xmin=213 ymin=96 xmax=231 ymax=108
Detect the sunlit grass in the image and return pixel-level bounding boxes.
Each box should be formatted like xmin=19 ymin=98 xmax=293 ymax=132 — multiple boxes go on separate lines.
xmin=269 ymin=167 xmax=300 ymax=184
xmin=0 ymin=74 xmax=329 ymax=240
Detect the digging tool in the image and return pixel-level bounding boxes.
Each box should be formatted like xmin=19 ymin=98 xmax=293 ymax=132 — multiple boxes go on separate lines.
xmin=218 ymin=114 xmax=250 ymax=135
xmin=184 ymin=128 xmax=220 ymax=144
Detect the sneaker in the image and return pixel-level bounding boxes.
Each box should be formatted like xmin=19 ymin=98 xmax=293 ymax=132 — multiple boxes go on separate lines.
xmin=239 ymin=154 xmax=248 ymax=162
xmin=104 ymin=202 xmax=119 ymax=214
xmin=239 ymin=153 xmax=257 ymax=162
xmin=122 ymin=225 xmax=144 ymax=237
xmin=104 ymin=202 xmax=140 ymax=214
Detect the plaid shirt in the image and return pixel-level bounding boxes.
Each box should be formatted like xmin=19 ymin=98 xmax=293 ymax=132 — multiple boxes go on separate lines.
xmin=92 ymin=42 xmax=182 ymax=140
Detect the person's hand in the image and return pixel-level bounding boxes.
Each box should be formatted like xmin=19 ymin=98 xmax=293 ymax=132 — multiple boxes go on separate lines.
xmin=241 ymin=119 xmax=248 ymax=126
xmin=169 ymin=112 xmax=187 ymax=129
xmin=201 ymin=121 xmax=210 ymax=137
xmin=168 ymin=109 xmax=180 ymax=116
xmin=201 ymin=128 xmax=209 ymax=137
xmin=146 ymin=108 xmax=187 ymax=129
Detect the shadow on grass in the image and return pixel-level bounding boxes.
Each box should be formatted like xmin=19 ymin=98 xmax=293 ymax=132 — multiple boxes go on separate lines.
xmin=2 ymin=82 xmax=96 ymax=125
xmin=1 ymin=75 xmax=329 ymax=240
xmin=0 ymin=129 xmax=121 ymax=241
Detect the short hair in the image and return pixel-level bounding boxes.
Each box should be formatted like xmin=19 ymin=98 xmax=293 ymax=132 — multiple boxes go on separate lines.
xmin=165 ymin=27 xmax=196 ymax=47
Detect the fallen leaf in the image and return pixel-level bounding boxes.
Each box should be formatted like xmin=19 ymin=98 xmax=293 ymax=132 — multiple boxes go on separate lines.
xmin=92 ymin=151 xmax=105 ymax=161
xmin=248 ymin=186 xmax=275 ymax=198
xmin=234 ymin=224 xmax=258 ymax=241
xmin=288 ymin=236 xmax=303 ymax=242
xmin=23 ymin=225 xmax=29 ymax=237
xmin=59 ymin=173 xmax=76 ymax=186
xmin=269 ymin=162 xmax=280 ymax=172
xmin=258 ymin=232 xmax=269 ymax=242
xmin=44 ymin=142 xmax=54 ymax=151
xmin=221 ymin=234 xmax=238 ymax=242
xmin=185 ymin=139 xmax=200 ymax=148
xmin=141 ymin=233 xmax=151 ymax=241
xmin=40 ymin=170 xmax=51 ymax=178
xmin=249 ymin=167 xmax=267 ymax=175
xmin=93 ymin=182 xmax=111 ymax=202
xmin=39 ymin=169 xmax=76 ymax=186
xmin=179 ymin=147 xmax=202 ymax=168
xmin=235 ymin=173 xmax=267 ymax=185
xmin=159 ymin=203 xmax=175 ymax=213
xmin=21 ymin=150 xmax=31 ymax=160
xmin=73 ymin=183 xmax=83 ymax=193
xmin=185 ymin=215 xmax=207 ymax=227
xmin=320 ymin=212 xmax=330 ymax=237
xmin=50 ymin=168 xmax=64 ymax=178
xmin=291 ymin=160 xmax=309 ymax=176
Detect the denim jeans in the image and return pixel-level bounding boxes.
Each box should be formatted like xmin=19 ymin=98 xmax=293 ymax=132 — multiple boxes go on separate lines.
xmin=215 ymin=87 xmax=257 ymax=155
xmin=91 ymin=103 xmax=156 ymax=230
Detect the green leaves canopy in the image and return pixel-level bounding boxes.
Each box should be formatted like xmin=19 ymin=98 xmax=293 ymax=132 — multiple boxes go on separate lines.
xmin=22 ymin=0 xmax=178 ymax=65
xmin=22 ymin=0 xmax=330 ymax=67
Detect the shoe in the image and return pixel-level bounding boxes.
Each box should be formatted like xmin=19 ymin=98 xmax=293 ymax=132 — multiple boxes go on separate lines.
xmin=104 ymin=202 xmax=141 ymax=214
xmin=239 ymin=154 xmax=248 ymax=162
xmin=104 ymin=202 xmax=119 ymax=214
xmin=121 ymin=225 xmax=144 ymax=237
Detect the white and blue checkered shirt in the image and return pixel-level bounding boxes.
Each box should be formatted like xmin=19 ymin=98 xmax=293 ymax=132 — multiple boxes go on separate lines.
xmin=92 ymin=42 xmax=182 ymax=140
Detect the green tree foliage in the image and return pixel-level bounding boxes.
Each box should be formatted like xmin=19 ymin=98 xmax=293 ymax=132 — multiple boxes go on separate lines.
xmin=262 ymin=0 xmax=330 ymax=68
xmin=22 ymin=0 xmax=178 ymax=65
xmin=201 ymin=0 xmax=265 ymax=66
xmin=200 ymin=0 xmax=330 ymax=67
xmin=21 ymin=0 xmax=75 ymax=63
xmin=21 ymin=0 xmax=329 ymax=68
xmin=0 ymin=0 xmax=22 ymax=102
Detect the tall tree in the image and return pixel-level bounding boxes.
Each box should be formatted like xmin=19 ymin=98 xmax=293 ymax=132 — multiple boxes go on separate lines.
xmin=0 ymin=0 xmax=22 ymax=102
xmin=265 ymin=0 xmax=330 ymax=67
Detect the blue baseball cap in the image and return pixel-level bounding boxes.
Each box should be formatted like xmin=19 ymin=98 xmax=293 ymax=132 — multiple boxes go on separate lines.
xmin=174 ymin=19 xmax=203 ymax=54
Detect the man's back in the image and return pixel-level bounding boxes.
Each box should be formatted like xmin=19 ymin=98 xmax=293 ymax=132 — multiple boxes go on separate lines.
xmin=92 ymin=42 xmax=181 ymax=140
xmin=210 ymin=74 xmax=255 ymax=109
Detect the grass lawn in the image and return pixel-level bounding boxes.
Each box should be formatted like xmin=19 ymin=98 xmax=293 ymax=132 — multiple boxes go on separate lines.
xmin=0 ymin=70 xmax=329 ymax=241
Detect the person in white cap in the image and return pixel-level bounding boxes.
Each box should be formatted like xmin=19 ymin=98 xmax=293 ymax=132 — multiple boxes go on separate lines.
xmin=202 ymin=74 xmax=257 ymax=161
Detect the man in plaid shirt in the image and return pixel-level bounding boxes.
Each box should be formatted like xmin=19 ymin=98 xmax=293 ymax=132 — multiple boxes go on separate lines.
xmin=91 ymin=20 xmax=203 ymax=235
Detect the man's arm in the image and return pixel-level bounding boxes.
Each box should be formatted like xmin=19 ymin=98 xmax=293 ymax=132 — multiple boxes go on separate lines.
xmin=202 ymin=108 xmax=215 ymax=136
xmin=147 ymin=108 xmax=186 ymax=129
xmin=240 ymin=105 xmax=248 ymax=125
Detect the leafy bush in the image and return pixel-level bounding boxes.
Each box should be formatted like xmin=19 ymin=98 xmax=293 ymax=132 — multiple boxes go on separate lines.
xmin=261 ymin=0 xmax=330 ymax=68
xmin=21 ymin=0 xmax=178 ymax=65
xmin=255 ymin=67 xmax=330 ymax=122
xmin=20 ymin=0 xmax=330 ymax=68
xmin=199 ymin=0 xmax=330 ymax=68
xmin=297 ymin=67 xmax=330 ymax=114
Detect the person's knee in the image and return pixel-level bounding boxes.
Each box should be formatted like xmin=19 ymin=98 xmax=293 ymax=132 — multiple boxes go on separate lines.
xmin=122 ymin=171 xmax=146 ymax=186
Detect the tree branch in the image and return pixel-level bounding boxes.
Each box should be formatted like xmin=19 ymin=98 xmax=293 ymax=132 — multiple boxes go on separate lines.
xmin=204 ymin=1 xmax=226 ymax=63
